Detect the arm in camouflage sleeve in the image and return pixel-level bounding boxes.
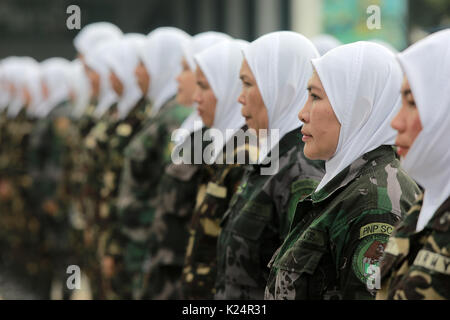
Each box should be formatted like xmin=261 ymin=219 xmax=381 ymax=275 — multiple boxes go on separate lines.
xmin=338 ymin=208 xmax=400 ymax=299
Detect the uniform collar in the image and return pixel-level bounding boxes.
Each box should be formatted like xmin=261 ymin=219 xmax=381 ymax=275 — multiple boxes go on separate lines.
xmin=311 ymin=145 xmax=396 ymax=203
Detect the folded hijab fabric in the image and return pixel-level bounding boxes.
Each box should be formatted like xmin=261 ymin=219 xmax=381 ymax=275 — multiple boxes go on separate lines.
xmin=194 ymin=39 xmax=248 ymax=162
xmin=397 ymin=29 xmax=450 ymax=231
xmin=74 ymin=22 xmax=123 ymax=57
xmin=312 ymin=41 xmax=403 ymax=191
xmin=138 ymin=27 xmax=191 ymax=116
xmin=105 ymin=34 xmax=146 ymax=120
xmin=243 ymin=31 xmax=319 ymax=164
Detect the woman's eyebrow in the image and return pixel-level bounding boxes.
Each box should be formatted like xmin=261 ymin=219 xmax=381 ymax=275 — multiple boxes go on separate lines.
xmin=307 ymin=84 xmax=322 ymax=92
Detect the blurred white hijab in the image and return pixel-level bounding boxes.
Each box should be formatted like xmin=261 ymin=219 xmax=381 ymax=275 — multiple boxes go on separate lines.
xmin=194 ymin=39 xmax=247 ymax=162
xmin=311 ymin=34 xmax=342 ymax=56
xmin=397 ymin=29 xmax=450 ymax=231
xmin=138 ymin=27 xmax=191 ymax=116
xmin=312 ymin=42 xmax=403 ymax=191
xmin=38 ymin=57 xmax=72 ymax=117
xmin=66 ymin=59 xmax=91 ymax=119
xmin=6 ymin=57 xmax=41 ymax=118
xmin=85 ymin=40 xmax=121 ymax=118
xmin=173 ymin=31 xmax=232 ymax=145
xmin=105 ymin=33 xmax=146 ymax=120
xmin=243 ymin=31 xmax=319 ymax=164
xmin=74 ymin=22 xmax=123 ymax=57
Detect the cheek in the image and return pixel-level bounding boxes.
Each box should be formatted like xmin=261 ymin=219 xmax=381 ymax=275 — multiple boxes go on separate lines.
xmin=410 ymin=113 xmax=423 ymax=142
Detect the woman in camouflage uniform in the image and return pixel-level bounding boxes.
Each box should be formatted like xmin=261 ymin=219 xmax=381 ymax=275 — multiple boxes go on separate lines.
xmin=377 ymin=29 xmax=450 ymax=300
xmin=265 ymin=42 xmax=421 ymax=300
xmin=180 ymin=39 xmax=250 ymax=299
xmin=215 ymin=32 xmax=325 ymax=300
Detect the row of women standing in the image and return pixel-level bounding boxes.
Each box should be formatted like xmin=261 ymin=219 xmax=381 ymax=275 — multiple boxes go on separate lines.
xmin=0 ymin=22 xmax=448 ymax=300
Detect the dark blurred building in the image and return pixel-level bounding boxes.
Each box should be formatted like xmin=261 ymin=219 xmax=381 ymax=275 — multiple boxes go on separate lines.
xmin=0 ymin=0 xmax=290 ymax=60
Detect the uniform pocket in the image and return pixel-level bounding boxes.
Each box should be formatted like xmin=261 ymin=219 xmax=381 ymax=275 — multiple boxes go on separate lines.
xmin=229 ymin=211 xmax=267 ymax=241
xmin=274 ymin=245 xmax=324 ymax=275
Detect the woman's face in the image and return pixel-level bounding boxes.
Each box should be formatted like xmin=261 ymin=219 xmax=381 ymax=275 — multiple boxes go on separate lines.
xmin=193 ymin=66 xmax=217 ymax=128
xmin=23 ymin=87 xmax=31 ymax=107
xmin=84 ymin=64 xmax=100 ymax=98
xmin=134 ymin=61 xmax=150 ymax=95
xmin=298 ymin=71 xmax=341 ymax=160
xmin=176 ymin=57 xmax=196 ymax=106
xmin=109 ymin=70 xmax=123 ymax=96
xmin=390 ymin=76 xmax=423 ymax=158
xmin=238 ymin=59 xmax=268 ymax=134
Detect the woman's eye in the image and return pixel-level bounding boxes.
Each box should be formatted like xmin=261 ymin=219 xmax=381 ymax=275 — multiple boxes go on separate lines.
xmin=310 ymin=93 xmax=320 ymax=101
xmin=242 ymin=81 xmax=251 ymax=88
xmin=407 ymin=100 xmax=416 ymax=108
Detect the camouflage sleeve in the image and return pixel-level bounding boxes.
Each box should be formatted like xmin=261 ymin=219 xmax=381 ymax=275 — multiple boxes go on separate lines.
xmin=379 ymin=208 xmax=450 ymax=300
xmin=338 ymin=209 xmax=399 ymax=299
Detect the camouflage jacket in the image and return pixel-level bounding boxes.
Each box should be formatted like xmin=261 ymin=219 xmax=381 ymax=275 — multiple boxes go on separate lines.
xmin=181 ymin=127 xmax=250 ymax=300
xmin=377 ymin=194 xmax=450 ymax=300
xmin=97 ymin=98 xmax=150 ymax=232
xmin=142 ymin=127 xmax=211 ymax=300
xmin=215 ymin=127 xmax=325 ymax=299
xmin=116 ymin=98 xmax=193 ymax=257
xmin=265 ymin=145 xmax=421 ymax=300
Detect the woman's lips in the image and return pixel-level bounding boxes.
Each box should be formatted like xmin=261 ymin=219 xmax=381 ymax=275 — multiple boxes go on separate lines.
xmin=301 ymin=130 xmax=312 ymax=142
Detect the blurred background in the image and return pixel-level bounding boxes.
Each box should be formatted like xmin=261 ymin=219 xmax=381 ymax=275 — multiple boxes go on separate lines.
xmin=0 ymin=0 xmax=449 ymax=60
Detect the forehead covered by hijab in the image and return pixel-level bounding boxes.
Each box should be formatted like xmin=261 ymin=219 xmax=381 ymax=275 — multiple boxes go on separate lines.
xmin=74 ymin=22 xmax=123 ymax=56
xmin=194 ymin=39 xmax=247 ymax=129
xmin=104 ymin=34 xmax=146 ymax=119
xmin=312 ymin=41 xmax=402 ymax=152
xmin=397 ymin=29 xmax=450 ymax=186
xmin=183 ymin=31 xmax=233 ymax=71
xmin=138 ymin=27 xmax=191 ymax=113
xmin=243 ymin=31 xmax=319 ymax=131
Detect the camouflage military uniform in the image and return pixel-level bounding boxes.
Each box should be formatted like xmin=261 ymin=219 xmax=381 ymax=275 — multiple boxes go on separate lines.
xmin=265 ymin=145 xmax=421 ymax=300
xmin=215 ymin=127 xmax=325 ymax=299
xmin=116 ymin=98 xmax=193 ymax=299
xmin=376 ymin=194 xmax=450 ymax=300
xmin=0 ymin=108 xmax=38 ymax=289
xmin=141 ymin=127 xmax=210 ymax=300
xmin=74 ymin=105 xmax=120 ymax=299
xmin=94 ymin=98 xmax=150 ymax=299
xmin=181 ymin=127 xmax=251 ymax=300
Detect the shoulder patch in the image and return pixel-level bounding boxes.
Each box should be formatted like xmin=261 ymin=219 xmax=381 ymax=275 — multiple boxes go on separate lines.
xmin=360 ymin=223 xmax=394 ymax=239
xmin=413 ymin=249 xmax=450 ymax=275
xmin=352 ymin=234 xmax=388 ymax=285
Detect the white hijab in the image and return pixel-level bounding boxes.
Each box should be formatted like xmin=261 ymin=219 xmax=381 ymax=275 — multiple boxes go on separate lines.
xmin=397 ymin=29 xmax=450 ymax=231
xmin=24 ymin=61 xmax=44 ymax=118
xmin=74 ymin=22 xmax=123 ymax=56
xmin=139 ymin=27 xmax=191 ymax=116
xmin=6 ymin=57 xmax=41 ymax=118
xmin=174 ymin=31 xmax=233 ymax=145
xmin=66 ymin=59 xmax=91 ymax=119
xmin=85 ymin=40 xmax=121 ymax=118
xmin=194 ymin=39 xmax=247 ymax=162
xmin=38 ymin=57 xmax=72 ymax=117
xmin=312 ymin=41 xmax=403 ymax=191
xmin=311 ymin=34 xmax=342 ymax=56
xmin=243 ymin=31 xmax=319 ymax=164
xmin=105 ymin=34 xmax=146 ymax=120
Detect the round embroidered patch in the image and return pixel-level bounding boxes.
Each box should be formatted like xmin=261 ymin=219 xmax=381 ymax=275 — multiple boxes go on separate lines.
xmin=352 ymin=234 xmax=388 ymax=285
